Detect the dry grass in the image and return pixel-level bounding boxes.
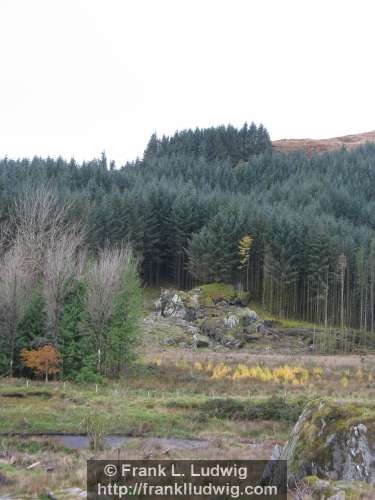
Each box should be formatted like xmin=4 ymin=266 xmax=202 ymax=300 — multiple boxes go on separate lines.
xmin=141 ymin=350 xmax=375 ymax=401
xmin=0 ymin=437 xmax=84 ymax=498
xmin=145 ymin=346 xmax=375 ymax=369
xmin=272 ymin=130 xmax=375 ymax=155
xmin=0 ymin=434 xmax=277 ymax=498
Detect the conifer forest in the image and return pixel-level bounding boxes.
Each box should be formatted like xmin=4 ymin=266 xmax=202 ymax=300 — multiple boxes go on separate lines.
xmin=1 ymin=122 xmax=375 ymax=378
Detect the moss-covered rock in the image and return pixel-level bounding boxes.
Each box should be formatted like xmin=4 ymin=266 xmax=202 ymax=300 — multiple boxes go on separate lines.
xmin=303 ymin=475 xmax=335 ymax=497
xmin=200 ymin=283 xmax=236 ymax=307
xmin=303 ymin=476 xmax=375 ymax=499
xmin=223 ymin=313 xmax=240 ymax=329
xmin=271 ymin=398 xmax=375 ymax=487
xmin=234 ymin=291 xmax=251 ymax=307
xmin=194 ymin=334 xmax=210 ymax=348
xmin=158 ymin=284 xmax=251 ymax=320
xmin=236 ymin=308 xmax=257 ymax=326
xmin=332 ymin=480 xmax=375 ymax=498
xmin=157 ymin=285 xmax=255 ymax=349
xmin=159 ymin=288 xmax=202 ymax=321
xmin=200 ymin=318 xmax=225 ymax=340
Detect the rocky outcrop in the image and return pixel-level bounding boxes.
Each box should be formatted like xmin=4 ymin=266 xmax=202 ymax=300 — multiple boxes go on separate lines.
xmin=303 ymin=477 xmax=375 ymax=499
xmin=193 ymin=333 xmax=210 ymax=348
xmin=156 ymin=285 xmax=261 ymax=349
xmin=201 ymin=315 xmax=251 ymax=347
xmin=201 ymin=318 xmax=225 ymax=339
xmin=158 ymin=288 xmax=202 ymax=321
xmin=223 ymin=314 xmax=240 ymax=329
xmin=237 ymin=308 xmax=257 ymax=326
xmin=269 ymin=399 xmax=375 ymax=489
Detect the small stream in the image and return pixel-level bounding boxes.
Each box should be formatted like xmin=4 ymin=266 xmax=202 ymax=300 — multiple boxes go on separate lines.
xmin=39 ymin=434 xmax=209 ymax=450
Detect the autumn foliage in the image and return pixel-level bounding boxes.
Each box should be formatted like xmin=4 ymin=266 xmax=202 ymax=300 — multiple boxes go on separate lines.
xmin=238 ymin=234 xmax=253 ymax=291
xmin=20 ymin=345 xmax=60 ymax=380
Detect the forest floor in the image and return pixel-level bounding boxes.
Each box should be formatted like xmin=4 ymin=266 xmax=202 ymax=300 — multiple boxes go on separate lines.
xmin=1 ymin=288 xmax=375 ymax=498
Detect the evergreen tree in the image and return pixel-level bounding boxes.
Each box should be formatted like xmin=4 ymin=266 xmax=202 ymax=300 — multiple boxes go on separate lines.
xmin=16 ymin=287 xmax=47 ymax=352
xmin=106 ymin=254 xmax=142 ymax=376
xmin=187 ymin=205 xmax=245 ymax=282
xmin=58 ymin=280 xmax=86 ymax=378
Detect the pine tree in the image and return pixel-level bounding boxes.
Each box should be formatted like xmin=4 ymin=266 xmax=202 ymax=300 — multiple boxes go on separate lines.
xmin=58 ymin=280 xmax=86 ymax=378
xmin=106 ymin=254 xmax=142 ymax=376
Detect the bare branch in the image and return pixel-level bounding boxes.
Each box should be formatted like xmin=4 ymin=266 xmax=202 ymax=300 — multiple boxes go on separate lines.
xmin=0 ymin=239 xmax=34 ymax=375
xmin=84 ymin=245 xmax=131 ymax=341
xmin=43 ymin=229 xmax=85 ymax=339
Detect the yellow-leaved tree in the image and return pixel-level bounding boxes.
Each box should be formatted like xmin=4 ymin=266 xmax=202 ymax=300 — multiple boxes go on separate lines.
xmin=238 ymin=234 xmax=253 ymax=292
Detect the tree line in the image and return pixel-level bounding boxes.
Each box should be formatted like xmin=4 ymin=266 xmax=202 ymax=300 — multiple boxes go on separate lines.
xmin=144 ymin=122 xmax=271 ymax=163
xmin=1 ymin=122 xmax=375 ymax=354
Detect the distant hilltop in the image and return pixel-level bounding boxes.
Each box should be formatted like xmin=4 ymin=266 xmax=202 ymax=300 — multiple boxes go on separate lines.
xmin=272 ymin=130 xmax=375 ymax=154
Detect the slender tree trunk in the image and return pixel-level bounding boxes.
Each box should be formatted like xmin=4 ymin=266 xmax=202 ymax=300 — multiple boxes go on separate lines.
xmin=246 ymin=260 xmax=250 ymax=293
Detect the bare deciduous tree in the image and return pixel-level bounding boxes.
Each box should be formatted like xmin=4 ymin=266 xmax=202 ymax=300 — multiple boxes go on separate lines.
xmin=43 ymin=230 xmax=85 ymax=340
xmin=10 ymin=185 xmax=75 ymax=279
xmin=0 ymin=186 xmax=85 ymax=367
xmin=84 ymin=246 xmax=131 ymax=374
xmin=0 ymin=241 xmax=33 ymax=376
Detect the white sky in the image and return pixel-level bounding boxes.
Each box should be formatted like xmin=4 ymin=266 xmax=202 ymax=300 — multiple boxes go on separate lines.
xmin=0 ymin=0 xmax=374 ymax=165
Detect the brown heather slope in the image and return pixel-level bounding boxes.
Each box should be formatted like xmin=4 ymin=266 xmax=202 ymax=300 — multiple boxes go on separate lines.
xmin=272 ymin=130 xmax=375 ymax=154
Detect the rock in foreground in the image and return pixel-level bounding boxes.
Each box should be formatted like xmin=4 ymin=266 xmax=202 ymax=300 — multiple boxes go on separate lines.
xmin=270 ymin=398 xmax=375 ymax=489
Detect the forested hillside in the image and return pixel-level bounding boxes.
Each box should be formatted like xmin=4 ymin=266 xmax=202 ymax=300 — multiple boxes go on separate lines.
xmin=1 ymin=122 xmax=375 ymax=338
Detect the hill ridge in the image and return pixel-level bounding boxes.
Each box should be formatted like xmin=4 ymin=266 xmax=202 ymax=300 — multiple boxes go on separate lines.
xmin=272 ymin=130 xmax=375 ymax=154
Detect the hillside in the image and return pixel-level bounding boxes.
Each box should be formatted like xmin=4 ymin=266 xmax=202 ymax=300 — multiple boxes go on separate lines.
xmin=2 ymin=125 xmax=375 ymax=498
xmin=2 ymin=123 xmax=375 ymax=370
xmin=272 ymin=130 xmax=375 ymax=154
xmin=272 ymin=130 xmax=375 ymax=153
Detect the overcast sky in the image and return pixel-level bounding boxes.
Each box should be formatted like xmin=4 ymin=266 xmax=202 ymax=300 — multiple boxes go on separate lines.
xmin=0 ymin=0 xmax=374 ymax=165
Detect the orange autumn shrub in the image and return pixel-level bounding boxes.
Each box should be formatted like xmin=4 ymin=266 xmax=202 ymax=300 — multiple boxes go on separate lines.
xmin=20 ymin=345 xmax=60 ymax=381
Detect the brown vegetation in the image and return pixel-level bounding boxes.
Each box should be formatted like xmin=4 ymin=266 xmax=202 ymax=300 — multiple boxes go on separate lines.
xmin=20 ymin=345 xmax=60 ymax=381
xmin=272 ymin=130 xmax=375 ymax=154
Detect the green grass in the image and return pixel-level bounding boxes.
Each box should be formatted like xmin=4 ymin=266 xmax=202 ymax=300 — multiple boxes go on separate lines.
xmin=167 ymin=396 xmax=309 ymax=422
xmin=0 ymin=436 xmax=74 ymax=455
xmin=248 ymin=301 xmax=324 ymax=330
xmin=200 ymin=283 xmax=236 ymax=306
xmin=2 ymin=357 xmax=375 ymax=497
xmin=2 ymin=350 xmax=375 ymax=439
xmin=142 ymin=286 xmax=161 ymax=312
xmin=0 ymin=375 xmax=299 ymax=439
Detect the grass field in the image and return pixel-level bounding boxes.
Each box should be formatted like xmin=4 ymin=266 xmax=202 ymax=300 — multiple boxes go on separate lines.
xmin=1 ymin=352 xmax=375 ymax=497
xmin=2 ymin=288 xmax=375 ymax=497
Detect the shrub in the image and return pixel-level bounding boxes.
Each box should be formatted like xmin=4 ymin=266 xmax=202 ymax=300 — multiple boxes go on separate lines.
xmin=74 ymin=367 xmax=103 ymax=385
xmin=82 ymin=412 xmax=108 ymax=451
xmin=20 ymin=345 xmax=60 ymax=381
xmin=201 ymin=397 xmax=307 ymax=421
xmin=167 ymin=397 xmax=308 ymax=422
